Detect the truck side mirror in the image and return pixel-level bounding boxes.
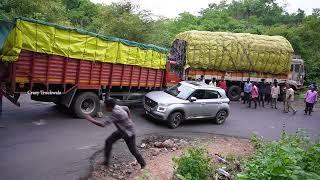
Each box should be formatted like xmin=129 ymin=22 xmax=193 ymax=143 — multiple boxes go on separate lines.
xmin=190 ymin=97 xmax=197 ymax=102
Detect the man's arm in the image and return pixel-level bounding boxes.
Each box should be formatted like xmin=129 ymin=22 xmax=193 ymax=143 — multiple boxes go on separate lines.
xmin=84 ymin=114 xmax=106 ymax=127
xmin=287 ymin=90 xmax=292 ymax=100
xmin=122 ymin=106 xmax=132 ymax=119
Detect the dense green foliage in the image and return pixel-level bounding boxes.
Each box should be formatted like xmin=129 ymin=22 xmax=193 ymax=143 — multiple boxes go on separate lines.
xmin=239 ymin=131 xmax=320 ymax=179
xmin=173 ymin=147 xmax=214 ymax=180
xmin=1 ymin=0 xmax=319 ymax=83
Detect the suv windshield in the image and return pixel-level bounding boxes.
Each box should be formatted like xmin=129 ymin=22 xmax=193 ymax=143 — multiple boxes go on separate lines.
xmin=164 ymin=83 xmax=194 ymax=100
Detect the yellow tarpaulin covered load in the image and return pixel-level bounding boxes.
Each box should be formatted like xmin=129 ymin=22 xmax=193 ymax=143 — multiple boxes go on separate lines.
xmin=175 ymin=30 xmax=294 ymax=74
xmin=0 ymin=17 xmax=167 ymax=69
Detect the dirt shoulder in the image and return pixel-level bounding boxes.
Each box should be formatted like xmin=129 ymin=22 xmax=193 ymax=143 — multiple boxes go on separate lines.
xmin=88 ymin=134 xmax=255 ymax=180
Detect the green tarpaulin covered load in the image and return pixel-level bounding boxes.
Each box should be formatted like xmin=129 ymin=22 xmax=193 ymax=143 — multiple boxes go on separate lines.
xmin=0 ymin=17 xmax=167 ymax=69
xmin=175 ymin=30 xmax=294 ymax=75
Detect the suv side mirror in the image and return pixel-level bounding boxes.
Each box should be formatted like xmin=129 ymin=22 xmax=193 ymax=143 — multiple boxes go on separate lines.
xmin=190 ymin=97 xmax=197 ymax=102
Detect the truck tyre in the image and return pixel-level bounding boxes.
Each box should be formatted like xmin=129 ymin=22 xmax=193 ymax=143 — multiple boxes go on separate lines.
xmin=214 ymin=110 xmax=228 ymax=124
xmin=167 ymin=112 xmax=184 ymax=129
xmin=72 ymin=92 xmax=100 ymax=118
xmin=227 ymin=85 xmax=241 ymax=101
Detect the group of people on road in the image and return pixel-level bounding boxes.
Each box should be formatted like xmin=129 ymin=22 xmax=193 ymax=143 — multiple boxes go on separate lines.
xmin=243 ymin=78 xmax=276 ymax=110
xmin=198 ymin=75 xmax=227 ymax=91
xmin=196 ymin=75 xmax=318 ymax=116
xmin=243 ymin=78 xmax=318 ymax=116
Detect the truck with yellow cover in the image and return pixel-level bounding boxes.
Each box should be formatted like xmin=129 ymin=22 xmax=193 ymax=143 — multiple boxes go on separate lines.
xmin=0 ymin=17 xmax=176 ymax=118
xmin=168 ymin=30 xmax=305 ymax=101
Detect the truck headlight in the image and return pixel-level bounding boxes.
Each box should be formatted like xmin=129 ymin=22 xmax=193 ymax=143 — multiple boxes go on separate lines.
xmin=157 ymin=106 xmax=167 ymax=112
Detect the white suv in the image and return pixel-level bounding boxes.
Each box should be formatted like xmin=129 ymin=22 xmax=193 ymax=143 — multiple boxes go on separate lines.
xmin=144 ymin=81 xmax=230 ymax=128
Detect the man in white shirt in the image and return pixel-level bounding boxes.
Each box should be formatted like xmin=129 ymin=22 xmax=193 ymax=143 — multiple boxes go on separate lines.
xmin=271 ymin=81 xmax=280 ymax=109
xmin=284 ymin=84 xmax=297 ymax=115
xmin=209 ymin=77 xmax=216 ymax=87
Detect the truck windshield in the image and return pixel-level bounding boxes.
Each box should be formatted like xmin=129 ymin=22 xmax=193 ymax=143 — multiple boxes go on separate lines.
xmin=164 ymin=83 xmax=194 ymax=100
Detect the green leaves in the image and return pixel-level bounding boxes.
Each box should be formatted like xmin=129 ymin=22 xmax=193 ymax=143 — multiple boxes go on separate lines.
xmin=240 ymin=130 xmax=320 ymax=180
xmin=173 ymin=147 xmax=214 ymax=180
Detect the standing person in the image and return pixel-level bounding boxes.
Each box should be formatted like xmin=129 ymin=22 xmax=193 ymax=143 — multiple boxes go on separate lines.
xmin=258 ymin=79 xmax=267 ymax=107
xmin=209 ymin=77 xmax=217 ymax=87
xmin=265 ymin=82 xmax=271 ymax=105
xmin=218 ymin=76 xmax=227 ymax=92
xmin=249 ymin=82 xmax=259 ymax=109
xmin=199 ymin=75 xmax=205 ymax=83
xmin=85 ymin=99 xmax=146 ymax=168
xmin=284 ymin=84 xmax=297 ymax=115
xmin=243 ymin=78 xmax=252 ymax=104
xmin=271 ymin=81 xmax=280 ymax=109
xmin=304 ymin=87 xmax=318 ymax=116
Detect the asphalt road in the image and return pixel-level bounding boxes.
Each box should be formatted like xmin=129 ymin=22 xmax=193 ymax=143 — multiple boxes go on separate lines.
xmin=0 ymin=95 xmax=319 ymax=180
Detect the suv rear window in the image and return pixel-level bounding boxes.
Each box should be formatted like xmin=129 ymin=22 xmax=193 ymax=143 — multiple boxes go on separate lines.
xmin=205 ymin=90 xmax=221 ymax=99
xmin=190 ymin=89 xmax=221 ymax=99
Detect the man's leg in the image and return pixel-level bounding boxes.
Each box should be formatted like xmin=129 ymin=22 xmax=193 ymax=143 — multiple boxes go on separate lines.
xmin=104 ymin=130 xmax=123 ymax=166
xmin=275 ymin=98 xmax=278 ymax=109
xmin=288 ymin=101 xmax=297 ymax=114
xmin=304 ymin=102 xmax=308 ymax=115
xmin=262 ymin=94 xmax=265 ymax=107
xmin=308 ymin=103 xmax=314 ymax=115
xmin=243 ymin=93 xmax=246 ymax=104
xmin=124 ymin=135 xmax=146 ymax=168
xmin=266 ymin=94 xmax=270 ymax=105
xmin=254 ymin=97 xmax=257 ymax=109
xmin=283 ymin=100 xmax=288 ymax=112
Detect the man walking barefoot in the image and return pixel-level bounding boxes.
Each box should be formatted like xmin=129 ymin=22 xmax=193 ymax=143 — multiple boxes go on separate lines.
xmin=85 ymin=99 xmax=146 ymax=168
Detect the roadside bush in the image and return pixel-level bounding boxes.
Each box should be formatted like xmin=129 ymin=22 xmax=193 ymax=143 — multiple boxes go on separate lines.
xmin=239 ymin=130 xmax=320 ymax=180
xmin=173 ymin=147 xmax=214 ymax=180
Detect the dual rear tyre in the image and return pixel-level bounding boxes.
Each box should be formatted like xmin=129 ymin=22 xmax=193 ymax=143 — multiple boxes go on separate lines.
xmin=72 ymin=92 xmax=100 ymax=118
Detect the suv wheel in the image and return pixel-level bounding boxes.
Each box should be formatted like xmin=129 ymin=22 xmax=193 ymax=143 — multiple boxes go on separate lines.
xmin=214 ymin=110 xmax=228 ymax=124
xmin=167 ymin=112 xmax=183 ymax=129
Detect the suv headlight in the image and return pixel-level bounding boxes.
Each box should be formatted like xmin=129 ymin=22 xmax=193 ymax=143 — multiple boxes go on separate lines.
xmin=156 ymin=104 xmax=167 ymax=112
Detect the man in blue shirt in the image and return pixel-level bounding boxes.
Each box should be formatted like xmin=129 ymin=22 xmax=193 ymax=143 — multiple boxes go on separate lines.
xmin=243 ymin=78 xmax=252 ymax=104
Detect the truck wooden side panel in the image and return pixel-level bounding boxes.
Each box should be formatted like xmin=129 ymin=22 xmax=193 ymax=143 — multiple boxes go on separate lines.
xmin=186 ymin=68 xmax=288 ymax=83
xmin=7 ymin=50 xmax=165 ymax=94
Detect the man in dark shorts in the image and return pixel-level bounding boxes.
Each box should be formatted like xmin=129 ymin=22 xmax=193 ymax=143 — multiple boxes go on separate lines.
xmin=85 ymin=99 xmax=146 ymax=168
xmin=258 ymin=79 xmax=266 ymax=107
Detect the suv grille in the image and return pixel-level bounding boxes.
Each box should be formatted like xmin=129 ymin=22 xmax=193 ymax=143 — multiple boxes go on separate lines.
xmin=144 ymin=97 xmax=157 ymax=108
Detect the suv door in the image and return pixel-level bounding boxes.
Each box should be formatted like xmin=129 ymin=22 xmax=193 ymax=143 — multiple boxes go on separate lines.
xmin=198 ymin=90 xmax=222 ymax=118
xmin=185 ymin=90 xmax=206 ymax=119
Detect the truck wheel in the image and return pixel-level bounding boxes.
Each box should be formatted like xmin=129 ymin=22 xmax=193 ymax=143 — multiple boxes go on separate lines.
xmin=167 ymin=112 xmax=183 ymax=129
xmin=214 ymin=110 xmax=228 ymax=124
xmin=73 ymin=92 xmax=100 ymax=118
xmin=227 ymin=85 xmax=241 ymax=101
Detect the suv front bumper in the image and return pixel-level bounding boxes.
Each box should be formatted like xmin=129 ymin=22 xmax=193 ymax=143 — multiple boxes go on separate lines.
xmin=144 ymin=105 xmax=168 ymax=121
